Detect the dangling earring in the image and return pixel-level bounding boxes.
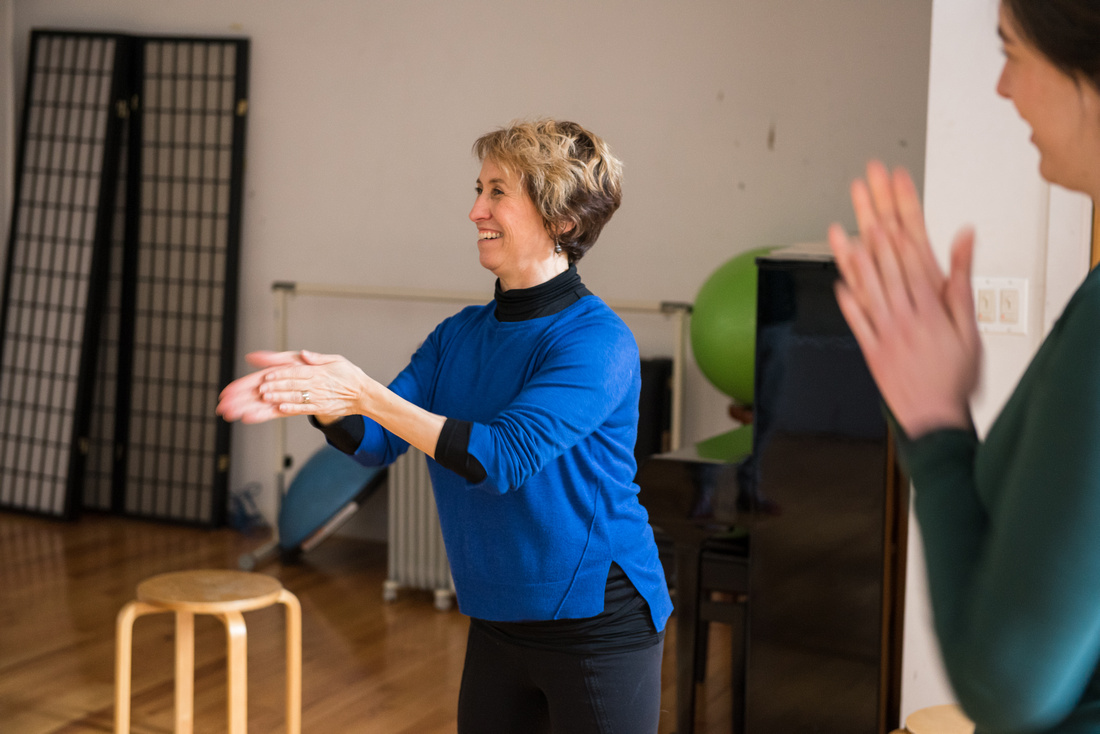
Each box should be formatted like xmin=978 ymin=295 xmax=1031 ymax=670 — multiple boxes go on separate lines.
xmin=554 ymin=243 xmax=563 ymax=254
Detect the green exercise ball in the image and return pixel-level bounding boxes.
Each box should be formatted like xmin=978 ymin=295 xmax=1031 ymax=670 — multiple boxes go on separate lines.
xmin=690 ymin=247 xmax=772 ymax=406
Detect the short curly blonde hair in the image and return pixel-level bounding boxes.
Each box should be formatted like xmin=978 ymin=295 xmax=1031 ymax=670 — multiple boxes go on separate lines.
xmin=473 ymin=119 xmax=623 ymax=263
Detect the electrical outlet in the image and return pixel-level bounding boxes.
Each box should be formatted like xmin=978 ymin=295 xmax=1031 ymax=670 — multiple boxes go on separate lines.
xmin=972 ymin=277 xmax=1027 ymax=334
xmin=977 ymin=289 xmax=996 ymax=323
xmin=1000 ymin=288 xmax=1019 ymax=324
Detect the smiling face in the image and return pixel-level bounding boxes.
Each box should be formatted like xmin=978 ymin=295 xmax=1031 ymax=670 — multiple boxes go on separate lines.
xmin=996 ymin=3 xmax=1100 ymax=197
xmin=469 ymin=158 xmax=565 ymax=291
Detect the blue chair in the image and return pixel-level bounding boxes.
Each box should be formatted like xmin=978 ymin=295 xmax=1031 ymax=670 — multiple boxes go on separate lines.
xmin=277 ymin=444 xmax=387 ymax=562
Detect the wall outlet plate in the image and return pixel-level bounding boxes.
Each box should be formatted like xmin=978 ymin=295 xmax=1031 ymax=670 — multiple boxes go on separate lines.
xmin=972 ymin=277 xmax=1027 ymax=334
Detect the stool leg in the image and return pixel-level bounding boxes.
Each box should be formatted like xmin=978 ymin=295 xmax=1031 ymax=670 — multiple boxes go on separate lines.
xmin=220 ymin=611 xmax=248 ymax=734
xmin=278 ymin=589 xmax=302 ymax=734
xmin=115 ymin=601 xmax=163 ymax=734
xmin=175 ymin=611 xmax=195 ymax=734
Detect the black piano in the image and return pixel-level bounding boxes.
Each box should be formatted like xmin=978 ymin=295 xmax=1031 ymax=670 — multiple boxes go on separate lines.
xmin=637 ymin=243 xmax=908 ymax=734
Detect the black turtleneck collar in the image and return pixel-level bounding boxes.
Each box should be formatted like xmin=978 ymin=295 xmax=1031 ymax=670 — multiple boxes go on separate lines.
xmin=493 ymin=265 xmax=592 ymax=322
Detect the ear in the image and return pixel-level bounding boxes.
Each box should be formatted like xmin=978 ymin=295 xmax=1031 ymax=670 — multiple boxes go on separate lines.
xmin=553 ymin=219 xmax=576 ymax=236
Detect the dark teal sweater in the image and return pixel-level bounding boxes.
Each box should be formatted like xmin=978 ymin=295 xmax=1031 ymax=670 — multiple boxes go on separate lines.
xmin=345 ymin=294 xmax=673 ymax=629
xmin=900 ymin=266 xmax=1100 ymax=733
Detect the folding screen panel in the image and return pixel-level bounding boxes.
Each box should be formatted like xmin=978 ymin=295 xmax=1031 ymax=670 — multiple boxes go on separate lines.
xmin=0 ymin=32 xmax=127 ymax=518
xmin=118 ymin=38 xmax=247 ymax=524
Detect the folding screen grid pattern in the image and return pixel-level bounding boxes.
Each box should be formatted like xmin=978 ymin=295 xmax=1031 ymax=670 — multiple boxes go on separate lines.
xmin=121 ymin=39 xmax=246 ymax=524
xmin=2 ymin=31 xmax=247 ymax=524
xmin=0 ymin=33 xmax=126 ymax=518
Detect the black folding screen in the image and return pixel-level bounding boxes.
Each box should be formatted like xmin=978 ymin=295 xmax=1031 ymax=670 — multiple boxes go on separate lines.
xmin=2 ymin=31 xmax=248 ymax=524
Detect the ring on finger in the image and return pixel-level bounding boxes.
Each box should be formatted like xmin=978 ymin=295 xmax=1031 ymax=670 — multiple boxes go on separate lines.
xmin=300 ymin=390 xmax=311 ymax=404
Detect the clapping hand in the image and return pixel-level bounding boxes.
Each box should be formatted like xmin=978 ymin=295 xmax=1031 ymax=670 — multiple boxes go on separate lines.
xmin=217 ymin=350 xmax=372 ymax=425
xmin=828 ymin=161 xmax=981 ymax=438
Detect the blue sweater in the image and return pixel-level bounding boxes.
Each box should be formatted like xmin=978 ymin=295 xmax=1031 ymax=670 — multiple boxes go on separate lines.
xmin=899 ymin=265 xmax=1100 ymax=733
xmin=345 ymin=295 xmax=673 ymax=629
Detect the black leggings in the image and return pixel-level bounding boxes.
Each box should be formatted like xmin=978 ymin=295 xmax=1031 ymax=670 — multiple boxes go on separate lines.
xmin=456 ymin=621 xmax=665 ymax=734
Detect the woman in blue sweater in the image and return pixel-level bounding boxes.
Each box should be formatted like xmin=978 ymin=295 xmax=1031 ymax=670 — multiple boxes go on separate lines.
xmin=218 ymin=119 xmax=673 ymax=734
xmin=829 ymin=2 xmax=1100 ymax=731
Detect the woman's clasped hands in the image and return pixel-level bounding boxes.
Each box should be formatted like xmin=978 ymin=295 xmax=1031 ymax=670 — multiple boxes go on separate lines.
xmin=828 ymin=161 xmax=982 ymax=439
xmin=216 ymin=349 xmax=371 ymax=425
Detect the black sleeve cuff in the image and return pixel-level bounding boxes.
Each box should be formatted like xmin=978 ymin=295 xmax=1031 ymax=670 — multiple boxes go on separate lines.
xmin=309 ymin=414 xmax=365 ymax=455
xmin=435 ymin=418 xmax=488 ymax=483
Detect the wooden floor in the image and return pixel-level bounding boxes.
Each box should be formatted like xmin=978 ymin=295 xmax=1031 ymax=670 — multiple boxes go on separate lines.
xmin=0 ymin=512 xmax=735 ymax=733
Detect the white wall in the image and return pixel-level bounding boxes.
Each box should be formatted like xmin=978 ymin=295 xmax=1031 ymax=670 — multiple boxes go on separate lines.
xmin=7 ymin=0 xmax=933 ymax=524
xmin=905 ymin=0 xmax=1093 ymax=719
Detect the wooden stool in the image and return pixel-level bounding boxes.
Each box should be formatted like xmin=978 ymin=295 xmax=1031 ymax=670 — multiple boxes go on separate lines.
xmin=115 ymin=569 xmax=302 ymax=734
xmin=889 ymin=704 xmax=975 ymax=734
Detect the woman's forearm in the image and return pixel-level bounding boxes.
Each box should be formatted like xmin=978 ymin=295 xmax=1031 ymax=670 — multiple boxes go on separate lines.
xmin=356 ymin=378 xmax=446 ymax=459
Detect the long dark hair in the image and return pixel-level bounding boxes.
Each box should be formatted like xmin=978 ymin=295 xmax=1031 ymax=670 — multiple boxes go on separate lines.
xmin=1003 ymin=0 xmax=1100 ymax=89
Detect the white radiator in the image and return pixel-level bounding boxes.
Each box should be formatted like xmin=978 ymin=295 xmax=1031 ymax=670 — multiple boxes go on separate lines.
xmin=384 ymin=447 xmax=455 ymax=610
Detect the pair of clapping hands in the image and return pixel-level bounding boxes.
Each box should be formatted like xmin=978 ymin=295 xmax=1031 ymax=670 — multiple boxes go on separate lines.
xmin=828 ymin=161 xmax=980 ymax=438
xmin=217 ymin=349 xmax=372 ymax=426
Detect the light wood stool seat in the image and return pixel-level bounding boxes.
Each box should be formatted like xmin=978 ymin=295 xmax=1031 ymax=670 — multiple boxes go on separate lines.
xmin=889 ymin=704 xmax=976 ymax=734
xmin=115 ymin=569 xmax=302 ymax=734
